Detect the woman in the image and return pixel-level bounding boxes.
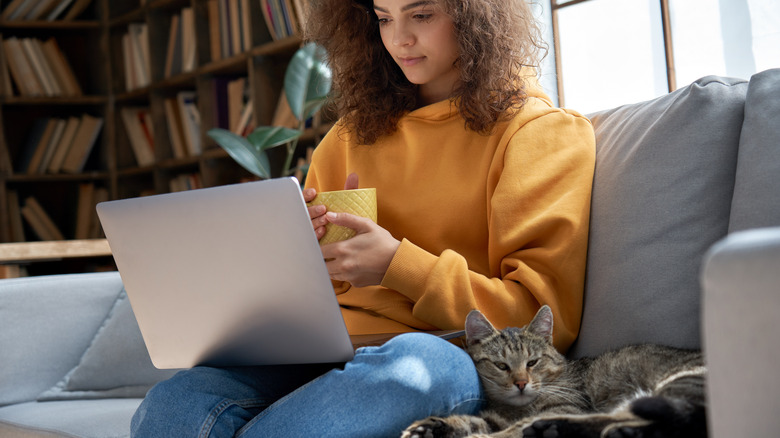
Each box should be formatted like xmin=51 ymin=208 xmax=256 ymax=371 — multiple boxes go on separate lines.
xmin=132 ymin=0 xmax=594 ymax=436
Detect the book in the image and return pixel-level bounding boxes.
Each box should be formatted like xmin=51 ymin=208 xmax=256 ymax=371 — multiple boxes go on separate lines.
xmin=37 ymin=118 xmax=67 ymax=173
xmin=74 ymin=182 xmax=94 ymax=239
xmin=229 ymin=0 xmax=241 ymax=54
xmin=61 ymin=0 xmax=91 ymax=21
xmin=207 ymin=0 xmax=222 ymax=62
xmin=177 ymin=91 xmax=201 ymax=155
xmin=126 ymin=23 xmax=151 ymax=88
xmin=163 ymin=97 xmax=188 ymax=159
xmin=218 ymin=0 xmax=231 ymax=57
xmin=21 ymin=196 xmax=65 ymax=241
xmin=6 ymin=190 xmax=25 ymax=242
xmin=227 ymin=76 xmax=246 ymax=133
xmin=164 ymin=14 xmax=181 ymax=78
xmin=89 ymin=186 xmax=108 ymax=238
xmin=120 ymin=106 xmax=155 ymax=166
xmin=181 ymin=7 xmax=196 ymax=72
xmin=2 ymin=0 xmax=29 ymax=20
xmin=241 ymin=0 xmax=252 ymax=50
xmin=26 ymin=118 xmax=59 ymax=174
xmin=46 ymin=0 xmax=76 ymax=21
xmin=60 ymin=114 xmax=103 ymax=173
xmin=20 ymin=38 xmax=59 ymax=96
xmin=4 ymin=0 xmax=38 ymax=21
xmin=40 ymin=37 xmax=82 ymax=96
xmin=47 ymin=115 xmax=80 ymax=173
xmin=16 ymin=118 xmax=49 ymax=172
xmin=26 ymin=0 xmax=59 ymax=20
xmin=3 ymin=37 xmax=44 ymax=96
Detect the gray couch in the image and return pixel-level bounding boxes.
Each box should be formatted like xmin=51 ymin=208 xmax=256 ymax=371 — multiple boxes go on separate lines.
xmin=1 ymin=69 xmax=779 ymax=438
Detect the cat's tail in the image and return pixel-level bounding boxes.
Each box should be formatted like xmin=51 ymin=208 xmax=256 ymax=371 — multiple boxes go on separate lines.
xmin=630 ymin=396 xmax=707 ymax=438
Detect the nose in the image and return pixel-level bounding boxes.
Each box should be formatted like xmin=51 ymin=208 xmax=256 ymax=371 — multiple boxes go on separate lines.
xmin=515 ymin=379 xmax=528 ymax=393
xmin=392 ymin=22 xmax=414 ymax=46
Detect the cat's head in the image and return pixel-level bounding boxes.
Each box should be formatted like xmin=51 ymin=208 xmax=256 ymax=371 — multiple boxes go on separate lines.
xmin=464 ymin=306 xmax=566 ymax=407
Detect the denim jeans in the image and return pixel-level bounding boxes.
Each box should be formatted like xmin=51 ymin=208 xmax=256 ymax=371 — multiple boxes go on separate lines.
xmin=131 ymin=333 xmax=484 ymax=437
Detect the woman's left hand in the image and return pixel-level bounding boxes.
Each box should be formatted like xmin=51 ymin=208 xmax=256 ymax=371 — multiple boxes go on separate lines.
xmin=321 ymin=212 xmax=401 ymax=287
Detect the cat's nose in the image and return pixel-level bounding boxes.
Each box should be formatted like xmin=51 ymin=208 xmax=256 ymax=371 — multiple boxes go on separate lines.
xmin=515 ymin=380 xmax=528 ymax=392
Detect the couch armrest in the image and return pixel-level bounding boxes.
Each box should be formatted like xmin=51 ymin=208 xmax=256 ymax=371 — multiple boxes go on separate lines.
xmin=701 ymin=227 xmax=780 ymax=438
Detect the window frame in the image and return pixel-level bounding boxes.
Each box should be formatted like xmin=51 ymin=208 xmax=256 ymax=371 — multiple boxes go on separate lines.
xmin=549 ymin=0 xmax=677 ymax=107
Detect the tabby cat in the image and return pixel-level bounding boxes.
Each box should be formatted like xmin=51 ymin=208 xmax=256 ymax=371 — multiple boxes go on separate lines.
xmin=402 ymin=306 xmax=707 ymax=438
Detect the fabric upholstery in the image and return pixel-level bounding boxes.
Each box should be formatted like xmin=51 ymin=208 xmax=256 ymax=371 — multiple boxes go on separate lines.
xmin=37 ymin=291 xmax=178 ymax=401
xmin=0 ymin=399 xmax=140 ymax=438
xmin=0 ymin=272 xmax=124 ymax=407
xmin=701 ymin=227 xmax=780 ymax=438
xmin=728 ymin=68 xmax=780 ymax=232
xmin=569 ymin=76 xmax=748 ymax=358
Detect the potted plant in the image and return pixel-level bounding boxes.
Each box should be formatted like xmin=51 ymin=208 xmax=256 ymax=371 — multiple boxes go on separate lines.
xmin=207 ymin=42 xmax=332 ymax=180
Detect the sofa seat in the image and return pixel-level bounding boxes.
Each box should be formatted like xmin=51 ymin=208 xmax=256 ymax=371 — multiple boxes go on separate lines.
xmin=0 ymin=399 xmax=141 ymax=438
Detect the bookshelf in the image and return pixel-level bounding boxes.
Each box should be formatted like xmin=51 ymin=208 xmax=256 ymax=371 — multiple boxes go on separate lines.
xmin=0 ymin=0 xmax=317 ymax=275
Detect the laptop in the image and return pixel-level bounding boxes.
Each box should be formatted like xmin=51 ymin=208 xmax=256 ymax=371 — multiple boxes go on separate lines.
xmin=97 ymin=177 xmax=462 ymax=369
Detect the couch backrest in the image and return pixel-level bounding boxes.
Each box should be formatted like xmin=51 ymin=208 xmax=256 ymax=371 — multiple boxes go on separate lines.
xmin=728 ymin=68 xmax=780 ymax=232
xmin=569 ymin=75 xmax=749 ymax=358
xmin=0 ymin=272 xmax=123 ymax=406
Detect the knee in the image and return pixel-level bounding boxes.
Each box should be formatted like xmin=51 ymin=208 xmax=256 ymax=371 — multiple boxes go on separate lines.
xmin=363 ymin=333 xmax=483 ymax=414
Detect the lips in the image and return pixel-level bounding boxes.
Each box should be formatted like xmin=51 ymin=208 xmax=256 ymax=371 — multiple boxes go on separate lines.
xmin=398 ymin=56 xmax=424 ymax=67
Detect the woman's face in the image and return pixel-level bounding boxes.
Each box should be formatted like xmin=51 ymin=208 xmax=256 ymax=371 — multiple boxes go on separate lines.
xmin=374 ymin=0 xmax=460 ymax=105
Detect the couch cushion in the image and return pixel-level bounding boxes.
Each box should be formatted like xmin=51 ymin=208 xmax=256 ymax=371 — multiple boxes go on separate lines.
xmin=728 ymin=68 xmax=780 ymax=232
xmin=569 ymin=75 xmax=748 ymax=358
xmin=0 ymin=399 xmax=140 ymax=438
xmin=0 ymin=272 xmax=124 ymax=407
xmin=38 ymin=291 xmax=178 ymax=401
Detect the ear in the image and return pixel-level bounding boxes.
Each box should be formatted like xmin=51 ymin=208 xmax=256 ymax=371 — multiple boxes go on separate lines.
xmin=526 ymin=305 xmax=554 ymax=344
xmin=465 ymin=310 xmax=497 ymax=346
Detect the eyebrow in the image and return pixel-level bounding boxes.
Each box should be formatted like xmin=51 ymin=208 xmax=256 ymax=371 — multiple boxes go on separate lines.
xmin=374 ymin=0 xmax=436 ymax=13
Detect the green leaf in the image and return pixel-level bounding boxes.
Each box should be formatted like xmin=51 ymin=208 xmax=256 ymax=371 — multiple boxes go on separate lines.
xmin=246 ymin=126 xmax=302 ymax=151
xmin=285 ymin=42 xmax=332 ymax=121
xmin=207 ymin=128 xmax=271 ymax=179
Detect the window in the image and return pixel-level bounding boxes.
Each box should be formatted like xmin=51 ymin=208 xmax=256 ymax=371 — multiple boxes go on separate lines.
xmin=539 ymin=0 xmax=780 ymax=113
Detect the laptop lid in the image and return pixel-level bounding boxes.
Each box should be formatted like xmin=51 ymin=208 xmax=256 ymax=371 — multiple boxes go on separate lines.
xmin=97 ymin=177 xmax=355 ymax=369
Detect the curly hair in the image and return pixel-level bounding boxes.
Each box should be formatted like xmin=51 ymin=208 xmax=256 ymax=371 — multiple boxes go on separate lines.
xmin=305 ymin=0 xmax=546 ymax=145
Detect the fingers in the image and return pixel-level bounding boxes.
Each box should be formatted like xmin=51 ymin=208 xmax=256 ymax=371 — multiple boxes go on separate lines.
xmin=302 ymin=188 xmax=317 ymax=202
xmin=344 ymin=172 xmax=359 ymax=190
xmin=325 ymin=211 xmax=372 ymax=232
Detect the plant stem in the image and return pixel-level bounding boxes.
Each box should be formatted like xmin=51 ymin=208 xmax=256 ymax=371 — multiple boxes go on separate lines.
xmin=282 ymin=118 xmax=307 ymax=177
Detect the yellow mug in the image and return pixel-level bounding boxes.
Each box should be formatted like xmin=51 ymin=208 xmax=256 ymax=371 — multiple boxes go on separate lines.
xmin=307 ymin=188 xmax=377 ymax=245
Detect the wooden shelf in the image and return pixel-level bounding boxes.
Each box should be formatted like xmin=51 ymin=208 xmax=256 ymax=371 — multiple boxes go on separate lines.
xmin=0 ymin=238 xmax=111 ymax=263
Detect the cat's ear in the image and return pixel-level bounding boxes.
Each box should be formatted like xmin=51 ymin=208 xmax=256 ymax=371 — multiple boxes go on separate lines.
xmin=526 ymin=305 xmax=554 ymax=343
xmin=465 ymin=310 xmax=497 ymax=346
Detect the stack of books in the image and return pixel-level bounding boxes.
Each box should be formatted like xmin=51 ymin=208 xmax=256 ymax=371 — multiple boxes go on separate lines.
xmin=2 ymin=37 xmax=82 ymax=98
xmin=1 ymin=0 xmax=93 ymax=22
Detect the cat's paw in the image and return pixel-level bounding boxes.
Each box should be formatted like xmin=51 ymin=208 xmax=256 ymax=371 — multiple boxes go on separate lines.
xmin=603 ymin=426 xmax=643 ymax=438
xmin=401 ymin=417 xmax=457 ymax=438
xmin=521 ymin=418 xmax=600 ymax=438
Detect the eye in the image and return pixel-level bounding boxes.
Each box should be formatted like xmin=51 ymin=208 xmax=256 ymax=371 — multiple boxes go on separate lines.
xmin=526 ymin=359 xmax=538 ymax=368
xmin=494 ymin=362 xmax=510 ymax=371
xmin=412 ymin=13 xmax=433 ymax=22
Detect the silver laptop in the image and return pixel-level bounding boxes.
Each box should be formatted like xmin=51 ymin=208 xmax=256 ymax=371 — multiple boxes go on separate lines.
xmin=97 ymin=177 xmax=360 ymax=369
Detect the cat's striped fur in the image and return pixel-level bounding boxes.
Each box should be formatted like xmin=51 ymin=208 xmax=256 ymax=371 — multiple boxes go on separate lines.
xmin=402 ymin=306 xmax=707 ymax=438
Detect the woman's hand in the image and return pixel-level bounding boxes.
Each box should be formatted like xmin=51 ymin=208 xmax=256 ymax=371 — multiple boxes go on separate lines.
xmin=321 ymin=212 xmax=401 ymax=287
xmin=304 ymin=173 xmax=361 ymax=240
xmin=303 ymin=188 xmax=328 ymax=240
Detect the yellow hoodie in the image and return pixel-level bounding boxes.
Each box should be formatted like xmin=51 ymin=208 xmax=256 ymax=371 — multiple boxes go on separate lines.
xmin=304 ymin=85 xmax=595 ymax=352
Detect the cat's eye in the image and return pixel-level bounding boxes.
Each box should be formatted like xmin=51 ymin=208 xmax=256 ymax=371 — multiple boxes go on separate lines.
xmin=494 ymin=362 xmax=510 ymax=371
xmin=526 ymin=359 xmax=538 ymax=368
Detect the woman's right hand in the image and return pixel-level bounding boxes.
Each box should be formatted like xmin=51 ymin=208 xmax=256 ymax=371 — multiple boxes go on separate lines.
xmin=304 ymin=173 xmax=360 ymax=241
xmin=304 ymin=188 xmax=328 ymax=240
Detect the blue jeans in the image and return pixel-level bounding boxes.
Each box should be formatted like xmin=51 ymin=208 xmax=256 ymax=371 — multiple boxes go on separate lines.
xmin=131 ymin=333 xmax=484 ymax=437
